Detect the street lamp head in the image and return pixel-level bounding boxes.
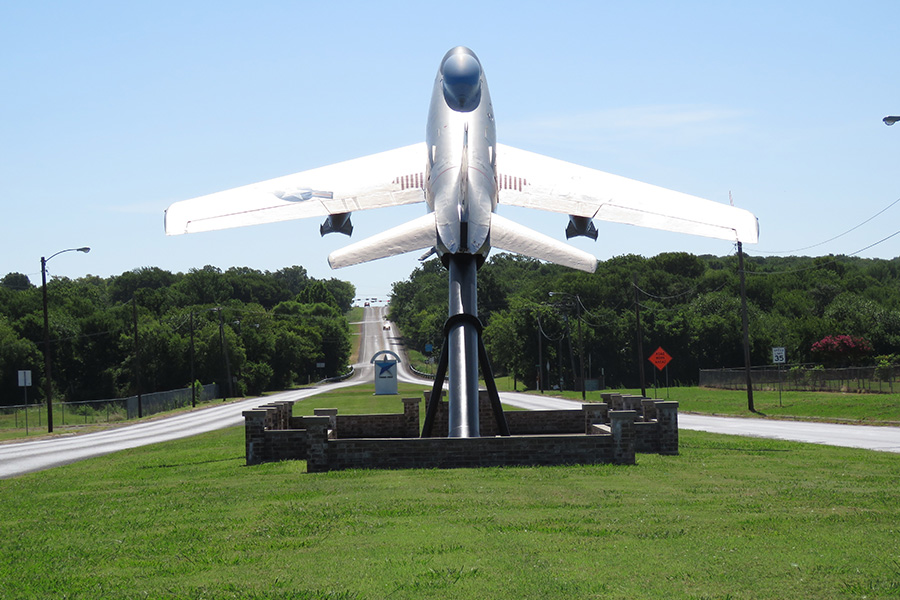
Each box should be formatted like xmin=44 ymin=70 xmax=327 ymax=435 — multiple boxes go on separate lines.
xmin=77 ymin=247 xmax=91 ymax=253
xmin=884 ymin=116 xmax=900 ymax=126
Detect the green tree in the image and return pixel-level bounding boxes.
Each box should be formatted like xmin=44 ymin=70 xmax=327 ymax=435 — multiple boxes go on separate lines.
xmin=0 ymin=317 xmax=43 ymax=406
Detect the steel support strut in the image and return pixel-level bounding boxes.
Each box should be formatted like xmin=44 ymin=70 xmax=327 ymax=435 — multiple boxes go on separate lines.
xmin=421 ymin=254 xmax=509 ymax=438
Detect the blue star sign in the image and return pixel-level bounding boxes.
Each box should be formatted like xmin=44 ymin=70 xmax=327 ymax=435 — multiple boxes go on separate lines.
xmin=376 ymin=361 xmax=396 ymax=378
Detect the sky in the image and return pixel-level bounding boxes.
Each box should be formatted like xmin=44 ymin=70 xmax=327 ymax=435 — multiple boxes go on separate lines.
xmin=2 ymin=1 xmax=899 ymax=301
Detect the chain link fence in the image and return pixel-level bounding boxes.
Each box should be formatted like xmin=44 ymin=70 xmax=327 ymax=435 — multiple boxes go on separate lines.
xmin=700 ymin=365 xmax=900 ymax=393
xmin=1 ymin=383 xmax=219 ymax=435
xmin=124 ymin=384 xmax=219 ymax=419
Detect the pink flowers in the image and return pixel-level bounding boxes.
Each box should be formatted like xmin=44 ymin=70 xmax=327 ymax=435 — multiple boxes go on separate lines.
xmin=811 ymin=335 xmax=873 ymax=366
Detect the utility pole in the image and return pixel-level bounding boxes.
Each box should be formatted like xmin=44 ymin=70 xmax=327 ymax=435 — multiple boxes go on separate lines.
xmin=738 ymin=242 xmax=755 ymax=412
xmin=217 ymin=308 xmax=233 ymax=400
xmin=189 ymin=311 xmax=196 ymax=408
xmin=41 ymin=257 xmax=53 ymax=432
xmin=537 ymin=323 xmax=543 ymax=393
xmin=633 ymin=274 xmax=646 ymax=397
xmin=565 ymin=312 xmax=576 ymax=392
xmin=133 ymin=297 xmax=142 ymax=418
xmin=576 ymin=297 xmax=585 ymax=401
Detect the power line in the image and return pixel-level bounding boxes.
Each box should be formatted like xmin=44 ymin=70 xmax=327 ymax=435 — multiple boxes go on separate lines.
xmin=536 ymin=314 xmax=565 ymax=342
xmin=745 ymin=228 xmax=900 ymax=277
xmin=751 ymin=196 xmax=900 ymax=256
xmin=633 ymin=283 xmax=700 ymax=301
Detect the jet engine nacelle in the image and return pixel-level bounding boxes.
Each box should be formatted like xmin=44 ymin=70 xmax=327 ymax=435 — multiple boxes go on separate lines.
xmin=565 ymin=215 xmax=598 ymax=240
xmin=320 ymin=212 xmax=353 ymax=236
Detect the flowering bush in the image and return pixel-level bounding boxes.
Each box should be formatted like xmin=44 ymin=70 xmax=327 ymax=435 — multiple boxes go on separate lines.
xmin=810 ymin=334 xmax=873 ymax=367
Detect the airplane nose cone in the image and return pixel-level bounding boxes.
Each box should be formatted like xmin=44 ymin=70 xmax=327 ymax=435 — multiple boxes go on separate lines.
xmin=442 ymin=51 xmax=482 ymax=111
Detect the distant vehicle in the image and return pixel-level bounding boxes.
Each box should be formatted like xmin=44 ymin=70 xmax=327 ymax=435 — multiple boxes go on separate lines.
xmin=383 ymin=324 xmax=391 ymax=331
xmin=364 ymin=301 xmax=370 ymax=307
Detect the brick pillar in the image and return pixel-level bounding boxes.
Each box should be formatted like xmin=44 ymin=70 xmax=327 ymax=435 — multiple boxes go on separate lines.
xmin=256 ymin=404 xmax=277 ymax=430
xmin=582 ymin=403 xmax=608 ymax=434
xmin=243 ymin=409 xmax=269 ymax=465
xmin=402 ymin=397 xmax=420 ymax=437
xmin=641 ymin=399 xmax=657 ymax=422
xmin=314 ymin=408 xmax=339 ymax=439
xmin=304 ymin=416 xmax=331 ymax=473
xmin=608 ymin=393 xmax=623 ymax=411
xmin=622 ymin=395 xmax=644 ymax=412
xmin=655 ymin=401 xmax=679 ymax=455
xmin=274 ymin=401 xmax=294 ymax=429
xmin=610 ymin=410 xmax=637 ymax=465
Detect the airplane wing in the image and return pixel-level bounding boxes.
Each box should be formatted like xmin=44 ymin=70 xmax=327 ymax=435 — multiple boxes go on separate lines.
xmin=165 ymin=143 xmax=427 ymax=235
xmin=495 ymin=143 xmax=759 ymax=244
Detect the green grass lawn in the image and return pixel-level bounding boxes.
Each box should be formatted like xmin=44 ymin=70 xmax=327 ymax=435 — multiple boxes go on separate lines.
xmin=292 ymin=382 xmax=431 ymax=418
xmin=1 ymin=390 xmax=898 ymax=599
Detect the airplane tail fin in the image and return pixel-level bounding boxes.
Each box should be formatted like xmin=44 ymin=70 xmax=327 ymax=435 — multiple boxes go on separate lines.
xmin=328 ymin=213 xmax=436 ymax=269
xmin=490 ymin=213 xmax=597 ymax=273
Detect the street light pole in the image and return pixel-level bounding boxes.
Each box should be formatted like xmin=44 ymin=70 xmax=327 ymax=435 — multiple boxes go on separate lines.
xmin=41 ymin=247 xmax=90 ymax=433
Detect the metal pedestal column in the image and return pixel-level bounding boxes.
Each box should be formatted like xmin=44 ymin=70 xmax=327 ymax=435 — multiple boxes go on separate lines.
xmin=447 ymin=255 xmax=479 ymax=437
xmin=421 ymin=254 xmax=510 ymax=438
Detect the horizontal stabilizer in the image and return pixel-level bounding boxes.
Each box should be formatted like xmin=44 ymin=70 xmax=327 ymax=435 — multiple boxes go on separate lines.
xmin=328 ymin=213 xmax=436 ymax=269
xmin=490 ymin=213 xmax=597 ymax=273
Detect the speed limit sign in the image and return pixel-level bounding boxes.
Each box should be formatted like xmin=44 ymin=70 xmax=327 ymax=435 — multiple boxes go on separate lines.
xmin=772 ymin=347 xmax=786 ymax=364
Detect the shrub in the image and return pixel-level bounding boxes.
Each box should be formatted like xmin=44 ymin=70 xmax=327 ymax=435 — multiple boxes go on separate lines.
xmin=810 ymin=334 xmax=873 ymax=367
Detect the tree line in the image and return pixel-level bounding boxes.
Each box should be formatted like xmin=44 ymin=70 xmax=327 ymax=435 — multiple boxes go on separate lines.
xmin=0 ymin=265 xmax=354 ymax=406
xmin=388 ymin=252 xmax=900 ymax=389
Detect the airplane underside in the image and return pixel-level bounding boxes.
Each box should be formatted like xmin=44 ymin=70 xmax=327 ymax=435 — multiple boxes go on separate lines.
xmin=164 ymin=46 xmax=758 ymax=439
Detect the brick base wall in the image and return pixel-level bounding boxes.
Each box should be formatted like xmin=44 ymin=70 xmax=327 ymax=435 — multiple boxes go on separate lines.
xmin=243 ymin=392 xmax=678 ymax=470
xmin=307 ymin=434 xmax=622 ymax=473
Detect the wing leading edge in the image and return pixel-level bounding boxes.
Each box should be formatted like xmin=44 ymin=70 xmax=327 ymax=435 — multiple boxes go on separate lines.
xmin=164 ymin=143 xmax=427 ymax=235
xmin=496 ymin=143 xmax=759 ymax=244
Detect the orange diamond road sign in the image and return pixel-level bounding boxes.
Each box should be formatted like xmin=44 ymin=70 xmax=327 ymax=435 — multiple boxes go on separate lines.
xmin=649 ymin=346 xmax=672 ymax=371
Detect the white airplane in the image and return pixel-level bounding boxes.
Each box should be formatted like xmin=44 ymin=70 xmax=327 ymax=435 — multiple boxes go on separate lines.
xmin=165 ymin=46 xmax=757 ymax=438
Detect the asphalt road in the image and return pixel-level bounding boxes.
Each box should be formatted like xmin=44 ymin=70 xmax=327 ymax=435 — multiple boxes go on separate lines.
xmin=355 ymin=305 xmax=425 ymax=384
xmin=0 ymin=305 xmax=404 ymax=480
xmin=0 ymin=383 xmax=366 ymax=480
xmin=2 ymin=306 xmax=897 ymax=479
xmin=497 ymin=392 xmax=900 ymax=453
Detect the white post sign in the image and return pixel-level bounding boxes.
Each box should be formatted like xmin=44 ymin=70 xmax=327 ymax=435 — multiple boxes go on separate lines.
xmin=772 ymin=347 xmax=786 ymax=407
xmin=18 ymin=370 xmax=32 ymax=387
xmin=371 ymin=350 xmax=400 ymax=395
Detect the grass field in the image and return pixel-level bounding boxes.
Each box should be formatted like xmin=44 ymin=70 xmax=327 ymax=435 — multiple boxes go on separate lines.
xmin=1 ymin=389 xmax=898 ymax=599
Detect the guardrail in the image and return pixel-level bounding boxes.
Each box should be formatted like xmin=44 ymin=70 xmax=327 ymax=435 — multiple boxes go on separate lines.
xmin=319 ymin=366 xmax=355 ymax=384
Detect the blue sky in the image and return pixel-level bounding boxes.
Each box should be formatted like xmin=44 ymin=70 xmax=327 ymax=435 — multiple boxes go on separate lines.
xmin=2 ymin=1 xmax=899 ymax=300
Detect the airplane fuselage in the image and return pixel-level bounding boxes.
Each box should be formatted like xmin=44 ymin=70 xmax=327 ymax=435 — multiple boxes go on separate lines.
xmin=426 ymin=46 xmax=497 ymax=262
xmin=423 ymin=47 xmax=499 ymax=436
